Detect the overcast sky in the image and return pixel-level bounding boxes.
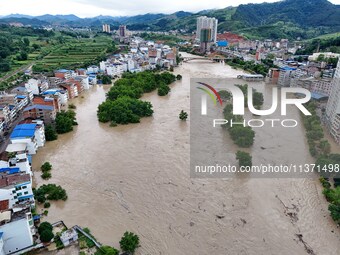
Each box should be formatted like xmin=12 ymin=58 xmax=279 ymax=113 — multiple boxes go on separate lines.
xmin=0 ymin=0 xmax=339 ymax=17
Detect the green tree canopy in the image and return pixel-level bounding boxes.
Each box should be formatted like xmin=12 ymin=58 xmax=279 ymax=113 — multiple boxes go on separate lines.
xmin=34 ymin=184 xmax=68 ymax=203
xmin=158 ymin=84 xmax=171 ymax=96
xmin=55 ymin=110 xmax=77 ymax=134
xmin=41 ymin=162 xmax=52 ymax=172
xmin=97 ymin=246 xmax=119 ymax=255
xmin=40 ymin=229 xmax=54 ymax=243
xmin=23 ymin=38 xmax=30 ymax=47
xmin=45 ymin=125 xmax=58 ymax=141
xmin=218 ymin=90 xmax=231 ymax=101
xmin=179 ymin=110 xmax=188 ymax=121
xmin=98 ymin=96 xmax=153 ymax=124
xmin=38 ymin=222 xmax=53 ymax=235
xmin=120 ymin=231 xmax=140 ymax=254
xmin=236 ymin=151 xmax=252 ymax=167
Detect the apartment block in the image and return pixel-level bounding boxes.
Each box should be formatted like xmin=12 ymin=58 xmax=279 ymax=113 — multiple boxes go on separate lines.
xmin=59 ymin=82 xmax=78 ymax=99
xmin=23 ymin=105 xmax=56 ymax=125
xmin=278 ymin=66 xmax=297 ymax=87
xmin=25 ymin=78 xmax=49 ymax=95
xmin=196 ymin=16 xmax=218 ymax=43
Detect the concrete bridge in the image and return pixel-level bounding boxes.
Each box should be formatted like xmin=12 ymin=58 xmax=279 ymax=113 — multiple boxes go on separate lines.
xmin=182 ymin=56 xmax=231 ymax=63
xmin=183 ymin=49 xmax=245 ymax=63
xmin=217 ymin=49 xmax=245 ymax=59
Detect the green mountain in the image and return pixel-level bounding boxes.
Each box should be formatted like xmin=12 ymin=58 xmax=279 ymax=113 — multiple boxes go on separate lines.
xmin=0 ymin=17 xmax=49 ymax=26
xmin=35 ymin=14 xmax=81 ymax=23
xmin=155 ymin=0 xmax=340 ymax=39
xmin=230 ymin=0 xmax=340 ymax=39
xmin=127 ymin=0 xmax=340 ymax=39
xmin=234 ymin=0 xmax=339 ymax=27
xmin=0 ymin=0 xmax=339 ymax=39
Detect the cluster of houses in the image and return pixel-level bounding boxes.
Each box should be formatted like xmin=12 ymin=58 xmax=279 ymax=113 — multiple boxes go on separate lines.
xmin=0 ymin=67 xmax=100 ymax=138
xmin=0 ymin=120 xmax=78 ymax=254
xmin=0 ymin=61 xmax=109 ymax=253
xmin=99 ymin=37 xmax=178 ymax=76
xmin=265 ymin=56 xmax=340 ymax=144
xmin=0 ymin=120 xmax=45 ymax=254
xmin=0 ymin=66 xmax=97 ymax=253
xmin=266 ymin=57 xmax=338 ymax=101
xmin=203 ymin=31 xmax=339 ymax=104
xmin=0 ymin=35 xmax=181 ymax=253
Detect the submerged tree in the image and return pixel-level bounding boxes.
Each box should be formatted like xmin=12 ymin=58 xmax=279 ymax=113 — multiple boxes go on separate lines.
xmin=44 ymin=125 xmax=58 ymax=141
xmin=41 ymin=162 xmax=52 ymax=172
xmin=158 ymin=84 xmax=171 ymax=96
xmin=236 ymin=151 xmax=252 ymax=167
xmin=179 ymin=110 xmax=188 ymax=121
xmin=120 ymin=231 xmax=140 ymax=254
xmin=40 ymin=229 xmax=54 ymax=243
xmin=55 ymin=110 xmax=77 ymax=134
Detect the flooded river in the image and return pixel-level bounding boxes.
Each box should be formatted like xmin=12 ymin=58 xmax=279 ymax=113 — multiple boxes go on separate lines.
xmin=32 ymin=52 xmax=340 ymax=255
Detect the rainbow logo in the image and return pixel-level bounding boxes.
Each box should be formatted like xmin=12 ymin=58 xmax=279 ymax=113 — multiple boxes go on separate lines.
xmin=196 ymin=82 xmax=223 ymax=106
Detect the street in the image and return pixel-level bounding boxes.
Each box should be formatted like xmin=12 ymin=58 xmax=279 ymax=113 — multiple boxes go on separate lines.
xmin=0 ymin=110 xmax=24 ymax=153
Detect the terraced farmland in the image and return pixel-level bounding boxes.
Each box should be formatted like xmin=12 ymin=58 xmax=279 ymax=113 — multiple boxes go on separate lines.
xmin=33 ymin=35 xmax=112 ymax=72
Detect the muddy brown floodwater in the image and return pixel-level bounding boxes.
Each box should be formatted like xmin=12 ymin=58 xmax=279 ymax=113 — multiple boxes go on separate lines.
xmin=32 ymin=52 xmax=340 ymax=255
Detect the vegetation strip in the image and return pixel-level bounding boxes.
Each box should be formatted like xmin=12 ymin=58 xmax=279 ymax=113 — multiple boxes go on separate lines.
xmin=301 ymin=102 xmax=340 ymax=223
xmin=97 ymin=71 xmax=180 ymax=125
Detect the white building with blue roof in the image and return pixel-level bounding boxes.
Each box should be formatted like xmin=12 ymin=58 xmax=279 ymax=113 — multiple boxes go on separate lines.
xmin=15 ymin=95 xmax=28 ymax=111
xmin=42 ymin=89 xmax=68 ymax=105
xmin=10 ymin=87 xmax=33 ymax=103
xmin=278 ymin=66 xmax=297 ymax=87
xmin=10 ymin=123 xmax=45 ymax=155
xmin=5 ymin=144 xmax=32 ymax=177
xmin=74 ymin=76 xmax=90 ymax=90
xmin=326 ymin=58 xmax=340 ymax=143
xmin=0 ymin=173 xmax=34 ymax=210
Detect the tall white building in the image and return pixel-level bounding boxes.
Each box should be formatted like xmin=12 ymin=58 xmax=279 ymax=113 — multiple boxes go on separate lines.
xmin=277 ymin=67 xmax=297 ymax=87
xmin=102 ymin=24 xmax=111 ymax=33
xmin=196 ymin=16 xmax=218 ymax=43
xmin=25 ymin=78 xmax=48 ymax=95
xmin=325 ymin=58 xmax=340 ymax=143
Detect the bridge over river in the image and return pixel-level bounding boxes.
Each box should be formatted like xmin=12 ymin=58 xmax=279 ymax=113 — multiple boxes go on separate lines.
xmin=182 ymin=56 xmax=231 ymax=63
xmin=182 ymin=49 xmax=245 ymax=63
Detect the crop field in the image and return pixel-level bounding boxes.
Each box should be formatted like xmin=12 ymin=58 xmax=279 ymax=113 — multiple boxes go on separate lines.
xmin=32 ymin=35 xmax=111 ymax=72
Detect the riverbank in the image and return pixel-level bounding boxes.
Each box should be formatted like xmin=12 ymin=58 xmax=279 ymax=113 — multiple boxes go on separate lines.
xmin=32 ymin=52 xmax=340 ymax=254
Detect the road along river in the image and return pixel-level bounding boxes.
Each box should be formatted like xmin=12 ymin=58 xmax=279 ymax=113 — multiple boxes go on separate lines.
xmin=32 ymin=52 xmax=340 ymax=255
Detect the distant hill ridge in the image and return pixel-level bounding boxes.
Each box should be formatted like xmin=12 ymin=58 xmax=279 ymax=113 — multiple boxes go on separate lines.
xmin=0 ymin=0 xmax=339 ymax=39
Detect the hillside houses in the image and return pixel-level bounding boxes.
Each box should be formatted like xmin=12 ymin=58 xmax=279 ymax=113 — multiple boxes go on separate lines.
xmin=0 ymin=136 xmax=38 ymax=254
xmin=0 ymin=58 xmax=103 ymax=135
xmin=99 ymin=37 xmax=178 ymax=77
xmin=0 ymin=38 xmax=179 ymax=252
xmin=0 ymin=66 xmax=98 ymax=254
xmin=267 ymin=58 xmax=336 ymax=98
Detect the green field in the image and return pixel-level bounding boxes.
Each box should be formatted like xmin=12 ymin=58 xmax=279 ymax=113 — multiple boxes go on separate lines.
xmin=32 ymin=35 xmax=112 ymax=72
xmin=0 ymin=27 xmax=113 ymax=90
xmin=313 ymin=32 xmax=340 ymax=40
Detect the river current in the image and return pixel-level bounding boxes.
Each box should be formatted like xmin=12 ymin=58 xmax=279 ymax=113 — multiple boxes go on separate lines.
xmin=32 ymin=52 xmax=340 ymax=255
